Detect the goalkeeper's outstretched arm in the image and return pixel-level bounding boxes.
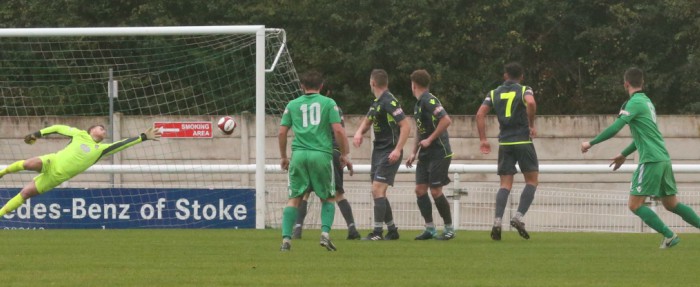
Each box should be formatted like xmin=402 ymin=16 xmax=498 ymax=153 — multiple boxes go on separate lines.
xmin=24 ymin=125 xmax=81 ymax=144
xmin=98 ymin=127 xmax=161 ymax=159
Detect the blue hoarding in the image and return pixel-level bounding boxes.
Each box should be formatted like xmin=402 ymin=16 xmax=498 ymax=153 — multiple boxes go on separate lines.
xmin=0 ymin=188 xmax=255 ymax=229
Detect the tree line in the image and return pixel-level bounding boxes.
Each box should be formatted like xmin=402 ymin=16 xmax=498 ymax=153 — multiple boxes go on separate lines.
xmin=1 ymin=0 xmax=698 ymax=115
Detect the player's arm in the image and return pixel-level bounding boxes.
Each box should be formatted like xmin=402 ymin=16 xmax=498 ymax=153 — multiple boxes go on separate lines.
xmin=24 ymin=125 xmax=80 ymax=144
xmin=278 ymin=105 xmax=293 ymax=171
xmin=405 ymin=125 xmax=420 ymax=168
xmin=524 ymin=88 xmax=537 ymax=137
xmin=421 ymin=100 xmax=451 ymax=148
xmin=332 ymin=123 xmax=347 ymax=156
xmin=476 ymin=98 xmax=492 ymax=154
xmin=333 ymin=123 xmax=350 ymax=169
xmin=100 ymin=127 xmax=160 ymax=158
xmin=621 ymin=142 xmax=637 ymax=157
xmin=353 ymin=116 xmax=372 ymax=148
xmin=278 ymin=125 xmax=290 ymax=171
xmin=582 ymin=118 xmax=627 ymax=151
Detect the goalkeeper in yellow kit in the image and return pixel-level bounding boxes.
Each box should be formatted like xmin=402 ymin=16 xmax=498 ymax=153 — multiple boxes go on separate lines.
xmin=0 ymin=124 xmax=161 ymax=217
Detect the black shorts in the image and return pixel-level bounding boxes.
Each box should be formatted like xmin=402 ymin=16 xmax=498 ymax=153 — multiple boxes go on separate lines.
xmin=332 ymin=150 xmax=344 ymax=193
xmin=416 ymin=156 xmax=452 ymax=187
xmin=370 ymin=148 xmax=402 ymax=186
xmin=498 ymin=143 xmax=539 ymax=175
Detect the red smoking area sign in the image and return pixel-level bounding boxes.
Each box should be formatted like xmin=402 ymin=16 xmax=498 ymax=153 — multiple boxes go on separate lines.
xmin=154 ymin=122 xmax=212 ymax=138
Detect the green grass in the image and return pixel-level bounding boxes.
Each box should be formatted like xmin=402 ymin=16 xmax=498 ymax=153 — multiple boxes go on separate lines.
xmin=1 ymin=229 xmax=698 ymax=286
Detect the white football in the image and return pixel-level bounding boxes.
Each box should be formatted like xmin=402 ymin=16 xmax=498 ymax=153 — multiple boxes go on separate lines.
xmin=217 ymin=116 xmax=236 ymax=135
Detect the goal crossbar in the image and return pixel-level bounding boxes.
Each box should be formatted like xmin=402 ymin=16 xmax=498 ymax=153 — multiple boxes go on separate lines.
xmin=0 ymin=26 xmax=265 ymax=37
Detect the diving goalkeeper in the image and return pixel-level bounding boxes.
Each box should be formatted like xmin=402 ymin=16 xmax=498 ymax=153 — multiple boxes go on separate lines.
xmin=0 ymin=124 xmax=161 ymax=217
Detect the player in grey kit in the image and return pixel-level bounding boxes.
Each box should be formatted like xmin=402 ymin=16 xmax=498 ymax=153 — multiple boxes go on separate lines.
xmin=353 ymin=69 xmax=410 ymax=240
xmin=476 ymin=62 xmax=539 ymax=241
xmin=405 ymin=69 xmax=455 ymax=240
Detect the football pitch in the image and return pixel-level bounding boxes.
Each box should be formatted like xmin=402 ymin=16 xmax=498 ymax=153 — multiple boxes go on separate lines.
xmin=1 ymin=229 xmax=698 ymax=286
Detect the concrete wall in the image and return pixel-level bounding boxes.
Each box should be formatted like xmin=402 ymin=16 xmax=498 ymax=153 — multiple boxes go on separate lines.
xmin=2 ymin=114 xmax=700 ymax=191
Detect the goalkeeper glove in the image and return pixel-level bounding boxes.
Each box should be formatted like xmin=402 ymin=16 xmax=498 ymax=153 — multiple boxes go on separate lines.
xmin=141 ymin=127 xmax=161 ymax=141
xmin=24 ymin=131 xmax=41 ymax=145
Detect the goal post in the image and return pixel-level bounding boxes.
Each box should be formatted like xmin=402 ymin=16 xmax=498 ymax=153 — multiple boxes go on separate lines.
xmin=0 ymin=26 xmax=299 ymax=229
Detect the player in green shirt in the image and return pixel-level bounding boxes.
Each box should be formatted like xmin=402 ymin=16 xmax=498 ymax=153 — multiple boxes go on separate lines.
xmin=581 ymin=67 xmax=700 ymax=248
xmin=0 ymin=124 xmax=160 ymax=217
xmin=278 ymin=70 xmax=348 ymax=251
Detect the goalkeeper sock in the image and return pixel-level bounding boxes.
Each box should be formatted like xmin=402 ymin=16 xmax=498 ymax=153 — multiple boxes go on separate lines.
xmin=670 ymin=203 xmax=700 ymax=228
xmin=633 ymin=206 xmax=674 ymax=238
xmin=320 ymin=201 xmax=336 ymax=233
xmin=417 ymin=193 xmax=433 ymax=224
xmin=0 ymin=160 xmax=25 ymax=177
xmin=434 ymin=194 xmax=453 ymax=225
xmin=295 ymin=199 xmax=308 ymax=226
xmin=281 ymin=206 xmax=298 ymax=239
xmin=0 ymin=193 xmax=25 ymax=217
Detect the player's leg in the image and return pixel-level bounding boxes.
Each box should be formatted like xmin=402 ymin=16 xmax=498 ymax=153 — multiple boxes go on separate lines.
xmin=428 ymin=156 xmax=454 ymax=240
xmin=665 ymin=195 xmax=700 ymax=228
xmin=331 ymin=151 xmax=360 ymax=239
xmin=364 ymin=180 xmax=389 ymax=240
xmin=509 ymin=144 xmax=538 ymax=239
xmin=0 ymin=180 xmax=40 ymax=217
xmin=364 ymin=148 xmax=390 ymax=240
xmin=307 ymin=151 xmax=337 ymax=251
xmin=1 ymin=156 xmax=53 ymax=218
xmin=492 ymin=146 xmax=515 ymax=240
xmin=292 ymin=191 xmax=312 ymax=239
xmin=629 ymin=162 xmax=678 ymax=248
xmin=380 ymin=149 xmax=402 ymax=240
xmin=414 ymin=158 xmax=435 ymax=239
xmin=658 ymin=161 xmax=700 ymax=228
xmin=336 ymin=192 xmax=360 ymax=239
xmin=280 ymin=151 xmax=310 ymax=251
xmin=0 ymin=156 xmax=42 ymax=178
xmin=513 ymin=144 xmax=539 ymax=221
xmin=414 ymin=183 xmax=436 ymax=240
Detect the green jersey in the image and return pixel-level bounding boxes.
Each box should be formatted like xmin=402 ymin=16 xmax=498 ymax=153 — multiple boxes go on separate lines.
xmin=40 ymin=125 xmax=145 ymax=178
xmin=280 ymin=93 xmax=341 ymax=154
xmin=617 ymin=92 xmax=670 ymax=163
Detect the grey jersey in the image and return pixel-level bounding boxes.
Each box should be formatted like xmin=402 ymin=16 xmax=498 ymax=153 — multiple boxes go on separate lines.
xmin=482 ymin=81 xmax=534 ymax=144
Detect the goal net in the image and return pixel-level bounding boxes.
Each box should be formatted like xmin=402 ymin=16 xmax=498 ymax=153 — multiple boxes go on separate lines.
xmin=0 ymin=26 xmax=300 ymax=229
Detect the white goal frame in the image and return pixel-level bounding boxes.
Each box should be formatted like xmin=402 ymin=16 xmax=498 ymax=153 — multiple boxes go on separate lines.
xmin=0 ymin=26 xmax=271 ymax=229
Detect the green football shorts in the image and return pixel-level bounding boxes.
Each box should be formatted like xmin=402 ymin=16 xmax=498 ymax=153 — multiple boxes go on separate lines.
xmin=34 ymin=154 xmax=70 ymax=194
xmin=287 ymin=150 xmax=335 ymax=200
xmin=629 ymin=160 xmax=677 ymax=197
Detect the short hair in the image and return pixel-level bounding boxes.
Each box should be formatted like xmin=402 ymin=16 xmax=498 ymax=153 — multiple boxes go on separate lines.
xmin=504 ymin=62 xmax=524 ymax=79
xmin=410 ymin=69 xmax=431 ymax=88
xmin=87 ymin=125 xmax=104 ymax=134
xmin=624 ymin=67 xmax=644 ymax=88
xmin=371 ymin=69 xmax=389 ymax=87
xmin=299 ymin=70 xmax=324 ymax=90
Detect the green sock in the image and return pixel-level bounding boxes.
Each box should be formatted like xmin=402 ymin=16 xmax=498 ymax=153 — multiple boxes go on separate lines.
xmin=633 ymin=206 xmax=674 ymax=238
xmin=320 ymin=201 xmax=336 ymax=233
xmin=281 ymin=206 xmax=298 ymax=239
xmin=0 ymin=160 xmax=25 ymax=177
xmin=671 ymin=203 xmax=700 ymax=228
xmin=0 ymin=193 xmax=26 ymax=217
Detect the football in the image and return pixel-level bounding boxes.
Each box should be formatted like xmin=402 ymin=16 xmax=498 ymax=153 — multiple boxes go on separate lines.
xmin=217 ymin=116 xmax=237 ymax=135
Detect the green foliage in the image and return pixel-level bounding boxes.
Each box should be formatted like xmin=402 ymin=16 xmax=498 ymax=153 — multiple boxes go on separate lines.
xmin=0 ymin=0 xmax=698 ymax=115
